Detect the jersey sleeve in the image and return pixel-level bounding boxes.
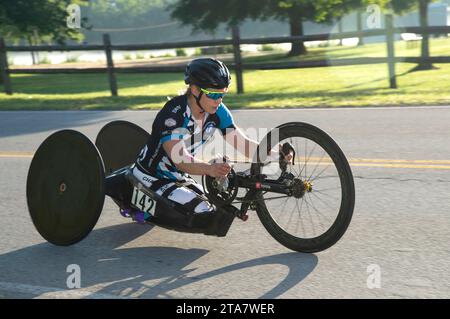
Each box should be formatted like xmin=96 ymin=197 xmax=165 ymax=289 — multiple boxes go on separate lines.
xmin=216 ymin=103 xmax=236 ymax=136
xmin=153 ymin=104 xmax=188 ymax=144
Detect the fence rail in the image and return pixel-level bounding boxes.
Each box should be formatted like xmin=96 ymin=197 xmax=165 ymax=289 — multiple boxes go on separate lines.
xmin=1 ymin=20 xmax=449 ymax=95
xmin=8 ymin=56 xmax=450 ymax=75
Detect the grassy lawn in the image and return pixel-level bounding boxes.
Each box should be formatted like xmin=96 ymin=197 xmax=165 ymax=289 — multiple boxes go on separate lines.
xmin=0 ymin=38 xmax=449 ymax=110
xmin=243 ymin=37 xmax=450 ymax=63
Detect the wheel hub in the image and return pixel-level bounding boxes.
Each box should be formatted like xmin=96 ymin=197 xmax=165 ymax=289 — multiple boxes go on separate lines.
xmin=292 ymin=178 xmax=313 ymax=198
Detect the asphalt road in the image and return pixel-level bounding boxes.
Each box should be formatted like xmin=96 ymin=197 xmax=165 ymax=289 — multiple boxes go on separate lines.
xmin=0 ymin=106 xmax=449 ymax=299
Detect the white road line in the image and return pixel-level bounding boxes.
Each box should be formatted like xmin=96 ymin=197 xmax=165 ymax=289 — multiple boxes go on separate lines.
xmin=0 ymin=281 xmax=127 ymax=299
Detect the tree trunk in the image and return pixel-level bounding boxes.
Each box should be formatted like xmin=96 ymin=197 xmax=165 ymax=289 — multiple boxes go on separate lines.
xmin=357 ymin=10 xmax=364 ymax=46
xmin=415 ymin=0 xmax=434 ymax=70
xmin=337 ymin=20 xmax=343 ymax=46
xmin=27 ymin=36 xmax=36 ymax=65
xmin=288 ymin=17 xmax=307 ymax=56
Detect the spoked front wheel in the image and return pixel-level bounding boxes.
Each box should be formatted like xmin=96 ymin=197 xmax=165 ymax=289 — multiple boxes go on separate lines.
xmin=251 ymin=122 xmax=355 ymax=253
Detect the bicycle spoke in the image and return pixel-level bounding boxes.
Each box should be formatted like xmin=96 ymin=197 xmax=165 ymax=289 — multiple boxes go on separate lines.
xmin=289 ymin=163 xmax=299 ymax=177
xmin=309 ymin=190 xmax=339 ymax=213
xmin=308 ymin=163 xmax=333 ymax=182
xmin=304 ymin=194 xmax=328 ymax=229
xmin=302 ymin=139 xmax=307 ymax=179
xmin=313 ymin=186 xmax=341 ymax=193
xmin=279 ymin=194 xmax=290 ymax=217
xmin=313 ymin=189 xmax=341 ymax=201
xmin=310 ymin=174 xmax=339 ymax=181
xmin=296 ymin=198 xmax=306 ymax=236
xmin=307 ymin=150 xmax=328 ymax=182
xmin=303 ymin=195 xmax=316 ymax=236
xmin=304 ymin=141 xmax=318 ymax=177
xmin=284 ymin=198 xmax=297 ymax=232
xmin=296 ymin=139 xmax=306 ymax=178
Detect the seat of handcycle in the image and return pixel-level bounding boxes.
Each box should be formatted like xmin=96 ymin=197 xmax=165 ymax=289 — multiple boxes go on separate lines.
xmin=104 ymin=166 xmax=235 ymax=237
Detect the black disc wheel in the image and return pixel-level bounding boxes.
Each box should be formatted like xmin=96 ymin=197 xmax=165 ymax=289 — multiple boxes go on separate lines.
xmin=95 ymin=120 xmax=150 ymax=175
xmin=27 ymin=130 xmax=105 ymax=246
xmin=251 ymin=122 xmax=355 ymax=253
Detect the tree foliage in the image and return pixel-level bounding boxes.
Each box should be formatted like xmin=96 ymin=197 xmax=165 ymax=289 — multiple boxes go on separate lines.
xmin=170 ymin=0 xmax=367 ymax=31
xmin=170 ymin=0 xmax=367 ymax=55
xmin=0 ymin=0 xmax=89 ymax=44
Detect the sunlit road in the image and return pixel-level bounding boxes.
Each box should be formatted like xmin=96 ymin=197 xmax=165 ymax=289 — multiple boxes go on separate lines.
xmin=0 ymin=106 xmax=449 ymax=298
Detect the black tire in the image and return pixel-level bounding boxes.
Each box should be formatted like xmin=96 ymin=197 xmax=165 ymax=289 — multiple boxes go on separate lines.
xmin=251 ymin=122 xmax=355 ymax=253
xmin=95 ymin=120 xmax=150 ymax=175
xmin=27 ymin=130 xmax=105 ymax=246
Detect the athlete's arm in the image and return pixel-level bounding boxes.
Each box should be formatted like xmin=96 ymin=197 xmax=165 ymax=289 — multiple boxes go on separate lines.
xmin=222 ymin=126 xmax=259 ymax=160
xmin=162 ymin=140 xmax=230 ymax=177
xmin=223 ymin=126 xmax=294 ymax=163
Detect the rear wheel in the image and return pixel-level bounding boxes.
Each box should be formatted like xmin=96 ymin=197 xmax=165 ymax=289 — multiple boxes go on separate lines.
xmin=27 ymin=130 xmax=105 ymax=246
xmin=95 ymin=120 xmax=150 ymax=175
xmin=251 ymin=122 xmax=355 ymax=253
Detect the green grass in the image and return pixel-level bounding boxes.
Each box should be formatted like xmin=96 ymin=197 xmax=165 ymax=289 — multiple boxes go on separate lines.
xmin=244 ymin=37 xmax=450 ymax=63
xmin=0 ymin=38 xmax=449 ymax=110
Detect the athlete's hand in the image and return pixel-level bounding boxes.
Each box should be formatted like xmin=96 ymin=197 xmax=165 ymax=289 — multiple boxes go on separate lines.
xmin=279 ymin=142 xmax=295 ymax=164
xmin=207 ymin=162 xmax=232 ymax=178
xmin=268 ymin=143 xmax=294 ymax=164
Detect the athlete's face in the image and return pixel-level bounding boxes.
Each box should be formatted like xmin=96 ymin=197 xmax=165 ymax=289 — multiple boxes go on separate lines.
xmin=192 ymin=86 xmax=228 ymax=114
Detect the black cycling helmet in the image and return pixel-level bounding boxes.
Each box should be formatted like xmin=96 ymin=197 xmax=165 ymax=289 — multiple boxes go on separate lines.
xmin=184 ymin=58 xmax=231 ymax=89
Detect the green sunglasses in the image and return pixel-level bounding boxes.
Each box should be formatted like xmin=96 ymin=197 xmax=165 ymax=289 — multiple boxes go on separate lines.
xmin=200 ymin=88 xmax=227 ymax=100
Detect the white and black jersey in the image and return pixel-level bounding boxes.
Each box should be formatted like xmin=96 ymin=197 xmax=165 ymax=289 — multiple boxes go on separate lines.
xmin=135 ymin=94 xmax=236 ymax=182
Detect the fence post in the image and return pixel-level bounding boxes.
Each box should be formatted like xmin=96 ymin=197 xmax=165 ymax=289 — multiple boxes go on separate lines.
xmin=231 ymin=25 xmax=244 ymax=94
xmin=103 ymin=34 xmax=118 ymax=96
xmin=0 ymin=37 xmax=12 ymax=95
xmin=385 ymin=14 xmax=397 ymax=89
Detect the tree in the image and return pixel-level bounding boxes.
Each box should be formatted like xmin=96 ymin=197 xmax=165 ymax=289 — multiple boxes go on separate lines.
xmin=169 ymin=0 xmax=366 ymax=56
xmin=415 ymin=0 xmax=435 ymax=70
xmin=0 ymin=0 xmax=89 ymax=45
xmin=89 ymin=0 xmax=170 ymax=23
xmin=371 ymin=0 xmax=438 ymax=70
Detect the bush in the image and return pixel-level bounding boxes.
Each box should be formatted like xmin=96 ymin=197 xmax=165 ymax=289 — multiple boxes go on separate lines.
xmin=65 ymin=55 xmax=79 ymax=63
xmin=318 ymin=41 xmax=331 ymax=48
xmin=38 ymin=56 xmax=51 ymax=64
xmin=193 ymin=48 xmax=202 ymax=56
xmin=176 ymin=48 xmax=187 ymax=57
xmin=136 ymin=53 xmax=145 ymax=59
xmin=223 ymin=45 xmax=234 ymax=53
xmin=260 ymin=44 xmax=276 ymax=51
xmin=123 ymin=54 xmax=133 ymax=60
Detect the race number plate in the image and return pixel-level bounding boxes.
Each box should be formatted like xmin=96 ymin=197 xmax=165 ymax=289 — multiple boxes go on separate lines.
xmin=131 ymin=187 xmax=156 ymax=216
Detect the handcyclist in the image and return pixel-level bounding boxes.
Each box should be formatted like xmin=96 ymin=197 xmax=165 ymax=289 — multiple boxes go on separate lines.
xmin=124 ymin=58 xmax=293 ymax=233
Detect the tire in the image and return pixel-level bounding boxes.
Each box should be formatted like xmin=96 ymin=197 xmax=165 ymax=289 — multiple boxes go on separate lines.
xmin=251 ymin=122 xmax=355 ymax=253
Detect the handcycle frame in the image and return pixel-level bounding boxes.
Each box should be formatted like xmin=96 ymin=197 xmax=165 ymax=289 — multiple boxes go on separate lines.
xmin=27 ymin=120 xmax=354 ymax=252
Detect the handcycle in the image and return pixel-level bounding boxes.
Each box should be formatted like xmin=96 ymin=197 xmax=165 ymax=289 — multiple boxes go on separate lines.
xmin=26 ymin=120 xmax=355 ymax=253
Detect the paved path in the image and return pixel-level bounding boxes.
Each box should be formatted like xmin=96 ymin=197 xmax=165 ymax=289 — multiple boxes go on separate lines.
xmin=0 ymin=106 xmax=449 ymax=298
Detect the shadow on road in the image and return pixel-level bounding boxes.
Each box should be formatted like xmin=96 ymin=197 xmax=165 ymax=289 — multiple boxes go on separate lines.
xmin=0 ymin=223 xmax=317 ymax=298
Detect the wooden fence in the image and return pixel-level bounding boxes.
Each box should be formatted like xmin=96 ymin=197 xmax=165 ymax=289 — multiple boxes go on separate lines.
xmin=1 ymin=18 xmax=449 ymax=96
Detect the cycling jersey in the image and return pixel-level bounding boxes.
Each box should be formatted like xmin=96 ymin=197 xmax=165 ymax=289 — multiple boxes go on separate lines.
xmin=136 ymin=94 xmax=236 ymax=181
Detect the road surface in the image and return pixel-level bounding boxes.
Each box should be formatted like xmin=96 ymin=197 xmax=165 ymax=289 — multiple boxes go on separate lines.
xmin=0 ymin=106 xmax=449 ymax=298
